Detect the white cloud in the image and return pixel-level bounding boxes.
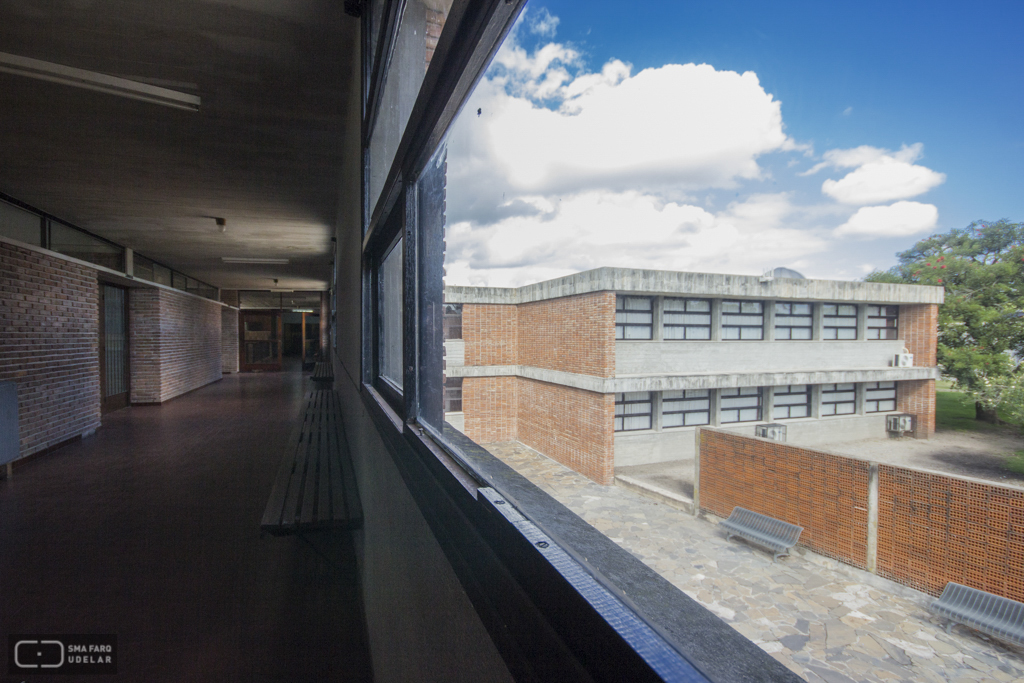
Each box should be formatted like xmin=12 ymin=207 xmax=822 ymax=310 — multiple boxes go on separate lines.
xmin=834 ymin=201 xmax=939 ymax=238
xmin=800 ymin=143 xmax=946 ymax=205
xmin=527 ymin=7 xmax=559 ymax=37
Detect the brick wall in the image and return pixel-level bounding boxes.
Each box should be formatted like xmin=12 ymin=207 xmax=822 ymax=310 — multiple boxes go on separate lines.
xmin=899 ymin=303 xmax=938 ymax=366
xmin=130 ymin=288 xmax=222 ymax=403
xmin=221 ymin=307 xmax=239 ymax=373
xmin=464 ymin=304 xmax=518 ymax=365
xmin=463 ymin=376 xmax=517 ymax=443
xmin=878 ymin=466 xmax=1024 ymax=601
xmin=517 ymin=378 xmax=615 ymax=485
xmin=698 ymin=429 xmax=871 ymax=568
xmin=0 ymin=241 xmax=101 ymax=458
xmin=518 ymin=291 xmax=616 ymax=377
xmin=897 ymin=379 xmax=935 ymax=438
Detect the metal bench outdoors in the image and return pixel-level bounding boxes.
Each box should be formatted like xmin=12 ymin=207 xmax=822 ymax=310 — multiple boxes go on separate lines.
xmin=929 ymin=582 xmax=1024 ymax=647
xmin=261 ymin=389 xmax=362 ymax=535
xmin=720 ymin=506 xmax=803 ymax=561
xmin=312 ymin=361 xmax=334 ymax=386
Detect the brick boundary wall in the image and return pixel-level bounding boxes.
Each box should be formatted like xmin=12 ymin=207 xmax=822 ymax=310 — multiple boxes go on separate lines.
xmin=699 ymin=428 xmax=1024 ymax=602
xmin=698 ymin=429 xmax=871 ymax=568
xmin=0 ymin=241 xmax=101 ymax=458
xmin=517 ymin=291 xmax=616 ymax=378
xmin=877 ymin=466 xmax=1024 ymax=601
xmin=517 ymin=378 xmax=615 ymax=485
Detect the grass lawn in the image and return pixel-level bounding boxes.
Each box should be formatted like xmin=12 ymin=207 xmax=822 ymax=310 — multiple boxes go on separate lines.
xmin=935 ymin=389 xmax=1012 ymax=433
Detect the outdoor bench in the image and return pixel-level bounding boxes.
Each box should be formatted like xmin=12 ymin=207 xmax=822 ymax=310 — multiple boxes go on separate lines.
xmin=312 ymin=360 xmax=334 ymax=387
xmin=720 ymin=506 xmax=803 ymax=561
xmin=929 ymin=582 xmax=1024 ymax=647
xmin=261 ymin=389 xmax=361 ymax=535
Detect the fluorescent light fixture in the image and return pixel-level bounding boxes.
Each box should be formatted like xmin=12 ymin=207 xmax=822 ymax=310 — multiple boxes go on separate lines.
xmin=221 ymin=257 xmax=290 ymax=265
xmin=292 ymin=309 xmax=315 ymax=313
xmin=0 ymin=51 xmax=200 ymax=112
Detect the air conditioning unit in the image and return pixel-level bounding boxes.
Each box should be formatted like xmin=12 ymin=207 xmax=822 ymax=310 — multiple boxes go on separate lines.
xmin=894 ymin=347 xmax=914 ymax=367
xmin=755 ymin=423 xmax=787 ymax=442
xmin=886 ymin=413 xmax=914 ymax=435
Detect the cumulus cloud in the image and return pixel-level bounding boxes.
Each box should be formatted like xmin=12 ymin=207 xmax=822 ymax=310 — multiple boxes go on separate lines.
xmin=802 ymin=143 xmax=945 ymax=205
xmin=834 ymin=201 xmax=939 ymax=238
xmin=527 ymin=7 xmax=559 ymax=37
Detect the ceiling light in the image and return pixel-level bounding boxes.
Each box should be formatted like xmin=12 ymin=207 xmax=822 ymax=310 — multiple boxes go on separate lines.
xmin=0 ymin=51 xmax=201 ymax=112
xmin=221 ymin=257 xmax=290 ymax=264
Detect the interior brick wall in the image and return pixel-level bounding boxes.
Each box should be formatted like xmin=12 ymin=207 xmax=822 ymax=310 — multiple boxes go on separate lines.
xmin=897 ymin=379 xmax=935 ymax=438
xmin=464 ymin=304 xmax=518 ymax=366
xmin=221 ymin=307 xmax=239 ymax=373
xmin=517 ymin=378 xmax=615 ymax=485
xmin=899 ymin=303 xmax=938 ymax=366
xmin=462 ymin=376 xmax=517 ymax=443
xmin=518 ymin=291 xmax=616 ymax=377
xmin=130 ymin=288 xmax=222 ymax=403
xmin=698 ymin=429 xmax=871 ymax=568
xmin=877 ymin=466 xmax=1024 ymax=601
xmin=0 ymin=241 xmax=101 ymax=458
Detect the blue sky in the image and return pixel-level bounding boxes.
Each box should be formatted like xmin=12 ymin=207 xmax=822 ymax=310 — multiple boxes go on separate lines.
xmin=444 ymin=1 xmax=1023 ymax=286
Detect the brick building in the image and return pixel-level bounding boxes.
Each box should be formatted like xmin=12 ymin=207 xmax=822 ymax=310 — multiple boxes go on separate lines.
xmin=444 ymin=267 xmax=943 ymax=485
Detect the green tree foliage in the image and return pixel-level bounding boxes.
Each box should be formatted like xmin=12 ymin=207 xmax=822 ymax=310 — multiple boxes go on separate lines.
xmin=865 ymin=219 xmax=1024 ymax=422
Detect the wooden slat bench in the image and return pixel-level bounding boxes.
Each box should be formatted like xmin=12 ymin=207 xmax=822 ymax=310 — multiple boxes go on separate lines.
xmin=312 ymin=360 xmax=334 ymax=388
xmin=261 ymin=390 xmax=362 ymax=535
xmin=720 ymin=507 xmax=803 ymax=561
xmin=929 ymin=582 xmax=1024 ymax=647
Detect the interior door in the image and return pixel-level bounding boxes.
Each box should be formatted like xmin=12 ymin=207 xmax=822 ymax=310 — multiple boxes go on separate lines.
xmin=240 ymin=310 xmax=282 ymax=371
xmin=99 ymin=284 xmax=130 ymax=413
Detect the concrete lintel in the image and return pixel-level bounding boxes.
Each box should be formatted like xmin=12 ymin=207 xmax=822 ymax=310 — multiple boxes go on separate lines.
xmin=445 ymin=267 xmax=944 ymax=306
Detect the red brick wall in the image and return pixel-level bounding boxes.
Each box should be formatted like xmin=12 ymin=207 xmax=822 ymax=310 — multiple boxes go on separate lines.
xmin=463 ymin=376 xmax=517 ymax=443
xmin=517 ymin=378 xmax=615 ymax=485
xmin=129 ymin=288 xmax=223 ymax=403
xmin=877 ymin=466 xmax=1024 ymax=601
xmin=464 ymin=304 xmax=518 ymax=366
xmin=899 ymin=303 xmax=938 ymax=366
xmin=518 ymin=292 xmax=616 ymax=378
xmin=221 ymin=307 xmax=239 ymax=373
xmin=698 ymin=429 xmax=871 ymax=568
xmin=897 ymin=379 xmax=935 ymax=438
xmin=0 ymin=241 xmax=101 ymax=458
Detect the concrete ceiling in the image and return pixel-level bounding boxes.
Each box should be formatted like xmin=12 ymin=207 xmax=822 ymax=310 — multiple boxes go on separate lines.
xmin=0 ymin=0 xmax=358 ymax=290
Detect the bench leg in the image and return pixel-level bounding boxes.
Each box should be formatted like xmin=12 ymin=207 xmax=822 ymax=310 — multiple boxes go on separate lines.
xmin=945 ymin=621 xmax=954 ymax=635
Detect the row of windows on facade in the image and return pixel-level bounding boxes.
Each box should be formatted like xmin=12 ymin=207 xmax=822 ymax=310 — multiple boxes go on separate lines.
xmin=616 ymin=296 xmax=899 ymax=341
xmin=613 ymin=382 xmax=898 ymax=432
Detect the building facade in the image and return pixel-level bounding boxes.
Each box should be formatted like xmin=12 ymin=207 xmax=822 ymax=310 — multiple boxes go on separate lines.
xmin=445 ymin=267 xmax=943 ymax=485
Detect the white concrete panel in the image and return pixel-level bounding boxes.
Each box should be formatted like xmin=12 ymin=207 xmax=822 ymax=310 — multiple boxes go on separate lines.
xmin=445 ymin=340 xmax=465 ymax=368
xmin=445 ymin=412 xmax=465 ymax=433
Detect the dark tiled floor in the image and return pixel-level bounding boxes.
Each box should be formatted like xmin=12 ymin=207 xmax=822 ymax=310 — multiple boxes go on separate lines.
xmin=0 ymin=367 xmax=372 ymax=682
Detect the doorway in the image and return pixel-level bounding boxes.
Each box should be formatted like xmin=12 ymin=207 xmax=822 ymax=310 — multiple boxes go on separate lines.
xmin=240 ymin=310 xmax=282 ymax=371
xmin=99 ymin=283 xmax=130 ymax=413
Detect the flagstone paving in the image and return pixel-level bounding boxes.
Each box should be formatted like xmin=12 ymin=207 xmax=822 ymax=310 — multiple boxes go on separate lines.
xmin=484 ymin=441 xmax=1024 ymax=683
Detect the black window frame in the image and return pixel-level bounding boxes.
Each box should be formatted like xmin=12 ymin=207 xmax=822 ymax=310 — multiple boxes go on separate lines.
xmin=615 ymin=295 xmax=654 ymax=340
xmin=614 ymin=391 xmax=654 ymax=432
xmin=661 ymin=389 xmax=711 ymax=427
xmin=821 ymin=383 xmax=857 ymax=416
xmin=772 ymin=384 xmax=811 ymax=419
xmin=823 ymin=303 xmax=858 ymax=340
xmin=865 ymin=381 xmax=898 ymax=412
xmin=867 ymin=305 xmax=899 ymax=340
xmin=721 ymin=300 xmax=764 ymax=340
xmin=443 ymin=376 xmax=463 ymax=413
xmin=720 ymin=386 xmax=763 ymax=423
xmin=663 ymin=297 xmax=712 ymax=340
xmin=773 ymin=302 xmax=812 ymax=340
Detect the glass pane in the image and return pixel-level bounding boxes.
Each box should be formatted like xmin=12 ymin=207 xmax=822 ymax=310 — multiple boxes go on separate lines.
xmin=0 ymin=200 xmax=41 ymax=246
xmin=380 ymin=237 xmax=404 ymax=389
xmin=685 ymin=327 xmax=711 ymax=340
xmin=133 ymin=254 xmax=155 ymax=283
xmin=153 ymin=263 xmax=172 ymax=287
xmin=49 ymin=222 xmax=124 ymax=271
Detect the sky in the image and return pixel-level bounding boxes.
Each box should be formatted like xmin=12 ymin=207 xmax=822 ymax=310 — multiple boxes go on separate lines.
xmin=443 ymin=1 xmax=1024 ymax=287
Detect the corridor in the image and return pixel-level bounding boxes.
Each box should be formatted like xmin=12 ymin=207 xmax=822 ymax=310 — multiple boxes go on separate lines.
xmin=0 ymin=370 xmax=372 ymax=682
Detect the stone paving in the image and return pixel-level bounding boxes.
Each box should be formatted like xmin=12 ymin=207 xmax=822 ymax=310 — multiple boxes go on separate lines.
xmin=484 ymin=441 xmax=1024 ymax=683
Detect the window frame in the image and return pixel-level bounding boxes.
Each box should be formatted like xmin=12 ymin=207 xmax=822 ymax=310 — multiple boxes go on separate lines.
xmin=661 ymin=389 xmax=711 ymax=428
xmin=721 ymin=299 xmax=764 ymax=341
xmin=821 ymin=383 xmax=857 ymax=416
xmin=662 ymin=297 xmax=712 ymax=340
xmin=773 ymin=302 xmax=812 ymax=341
xmin=719 ymin=386 xmax=763 ymax=423
xmin=772 ymin=384 xmax=811 ymax=420
xmin=822 ymin=303 xmax=858 ymax=340
xmin=614 ymin=391 xmax=654 ymax=432
xmin=865 ymin=381 xmax=898 ymax=412
xmin=867 ymin=305 xmax=899 ymax=340
xmin=615 ymin=295 xmax=654 ymax=340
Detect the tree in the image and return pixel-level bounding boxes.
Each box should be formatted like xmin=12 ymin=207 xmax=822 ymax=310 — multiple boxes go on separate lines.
xmin=865 ymin=219 xmax=1024 ymax=422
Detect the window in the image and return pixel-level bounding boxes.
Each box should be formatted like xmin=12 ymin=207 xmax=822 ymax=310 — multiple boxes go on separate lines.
xmin=720 ymin=387 xmax=762 ymax=423
xmin=721 ymin=300 xmax=764 ymax=340
xmin=444 ymin=377 xmax=463 ymax=413
xmin=444 ymin=303 xmax=463 ymax=340
xmin=49 ymin=220 xmax=124 ymax=272
xmin=821 ymin=383 xmax=856 ymax=415
xmin=865 ymin=381 xmax=897 ymax=412
xmin=823 ymin=303 xmax=858 ymax=340
xmin=867 ymin=305 xmax=899 ymax=339
xmin=663 ymin=298 xmax=711 ymax=340
xmin=616 ymin=296 xmax=653 ymax=340
xmin=661 ymin=390 xmax=710 ymax=427
xmin=615 ymin=392 xmax=653 ymax=431
xmin=774 ymin=302 xmax=812 ymax=340
xmin=0 ymin=198 xmax=43 ymax=246
xmin=772 ymin=385 xmax=810 ymax=419
xmin=378 ymin=236 xmax=404 ymax=392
